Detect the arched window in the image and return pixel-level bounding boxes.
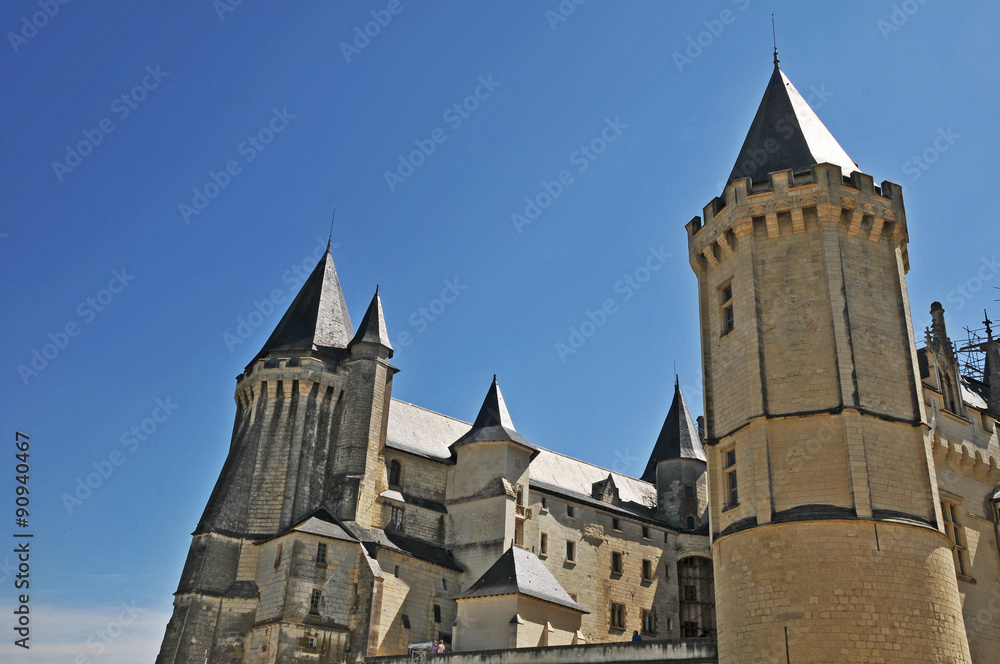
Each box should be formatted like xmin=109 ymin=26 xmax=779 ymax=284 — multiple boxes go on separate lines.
xmin=678 ymin=556 xmax=716 ymax=638
xmin=686 ymin=515 xmax=696 ymax=530
xmin=388 ymin=459 xmax=402 ymax=489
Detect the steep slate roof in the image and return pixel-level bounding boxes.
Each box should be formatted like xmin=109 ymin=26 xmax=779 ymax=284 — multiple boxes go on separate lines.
xmin=727 ymin=60 xmax=857 ymax=185
xmin=255 ymin=246 xmax=354 ymax=360
xmin=385 ymin=399 xmax=469 ymax=462
xmin=461 ymin=547 xmax=586 ymax=613
xmin=383 ymin=398 xmax=661 ymax=521
xmin=450 ymin=376 xmax=538 ymax=452
xmin=641 ymin=379 xmax=705 ymax=482
xmin=350 ymin=286 xmax=393 ymax=350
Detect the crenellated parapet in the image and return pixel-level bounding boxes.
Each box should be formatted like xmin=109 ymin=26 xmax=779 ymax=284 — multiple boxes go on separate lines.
xmin=686 ymin=163 xmax=908 ymax=275
xmin=932 ymin=433 xmax=1000 ymax=485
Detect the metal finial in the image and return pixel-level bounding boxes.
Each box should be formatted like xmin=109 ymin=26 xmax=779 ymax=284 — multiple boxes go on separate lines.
xmin=772 ymin=14 xmax=779 ymax=69
xmin=327 ymin=207 xmax=336 ymax=252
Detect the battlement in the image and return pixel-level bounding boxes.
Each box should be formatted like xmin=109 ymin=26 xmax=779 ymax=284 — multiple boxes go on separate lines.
xmin=686 ymin=163 xmax=908 ymax=274
xmin=234 ymin=350 xmax=348 ymax=407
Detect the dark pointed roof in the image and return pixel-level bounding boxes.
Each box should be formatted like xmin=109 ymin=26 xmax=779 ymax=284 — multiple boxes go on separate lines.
xmin=255 ymin=248 xmax=354 ymax=360
xmin=350 ymin=286 xmax=392 ymax=351
xmin=450 ymin=376 xmax=537 ymax=452
xmin=641 ymin=378 xmax=705 ymax=482
xmin=727 ymin=62 xmax=857 ymax=185
xmin=461 ymin=547 xmax=586 ymax=613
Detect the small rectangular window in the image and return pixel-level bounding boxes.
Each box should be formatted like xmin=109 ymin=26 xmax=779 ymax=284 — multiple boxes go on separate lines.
xmin=684 ymin=484 xmax=694 ymax=498
xmin=390 ymin=506 xmax=405 ymax=532
xmin=724 ymin=448 xmax=738 ymax=507
xmin=316 ymin=542 xmax=327 ymax=564
xmin=305 ymin=636 xmax=316 ymax=649
xmin=401 ymin=614 xmax=411 ymax=629
xmin=942 ymin=497 xmax=971 ymax=578
xmin=441 ymin=578 xmax=447 ymax=590
xmin=566 ymin=540 xmax=576 ymax=562
xmin=274 ymin=543 xmax=283 ymax=567
xmin=540 ymin=532 xmax=548 ymax=556
xmin=642 ymin=559 xmax=653 ymax=581
xmin=567 ymin=505 xmax=575 ymax=518
xmin=721 ymin=282 xmax=734 ymax=335
xmin=434 ymin=604 xmax=441 ymax=623
xmin=541 ymin=496 xmax=548 ymax=510
xmin=309 ymin=589 xmax=321 ymax=615
xmin=641 ymin=609 xmax=656 ymax=635
xmin=642 ymin=525 xmax=650 ymax=540
xmin=610 ymin=603 xmax=626 ymax=629
xmin=612 ymin=517 xmax=621 ymax=531
xmin=611 ymin=551 xmax=623 ymax=575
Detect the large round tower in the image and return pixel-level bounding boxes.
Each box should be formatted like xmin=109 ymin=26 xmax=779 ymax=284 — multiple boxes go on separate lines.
xmin=687 ymin=60 xmax=971 ymax=663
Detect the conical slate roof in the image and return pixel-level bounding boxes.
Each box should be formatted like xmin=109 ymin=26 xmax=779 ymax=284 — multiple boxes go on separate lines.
xmin=727 ymin=61 xmax=857 ymax=185
xmin=641 ymin=378 xmax=705 ymax=482
xmin=255 ymin=246 xmax=354 ymax=360
xmin=461 ymin=547 xmax=586 ymax=613
xmin=451 ymin=376 xmax=536 ymax=451
xmin=350 ymin=286 xmax=392 ymax=351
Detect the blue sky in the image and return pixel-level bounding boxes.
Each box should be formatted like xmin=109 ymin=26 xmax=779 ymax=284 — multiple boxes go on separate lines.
xmin=1 ymin=1 xmax=998 ymax=661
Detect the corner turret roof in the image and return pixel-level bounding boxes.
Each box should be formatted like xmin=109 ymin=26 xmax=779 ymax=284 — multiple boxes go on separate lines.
xmin=350 ymin=286 xmax=392 ymax=351
xmin=450 ymin=376 xmax=537 ymax=452
xmin=254 ymin=246 xmax=354 ymax=360
xmin=727 ymin=62 xmax=857 ymax=185
xmin=641 ymin=378 xmax=705 ymax=482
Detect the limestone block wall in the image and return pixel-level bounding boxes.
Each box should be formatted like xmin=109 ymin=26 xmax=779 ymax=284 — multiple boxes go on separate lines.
xmin=932 ymin=419 xmax=1000 ymax=664
xmin=455 ymin=595 xmax=518 ymax=651
xmin=713 ymin=519 xmax=971 ymax=664
xmin=656 ymin=459 xmax=708 ymax=530
xmin=525 ymin=490 xmax=678 ymax=642
xmin=380 ymin=450 xmax=449 ymax=505
xmin=372 ymin=548 xmax=461 ymax=655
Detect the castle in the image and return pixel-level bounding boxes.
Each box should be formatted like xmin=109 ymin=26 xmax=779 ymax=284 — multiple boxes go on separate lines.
xmin=156 ymin=57 xmax=1000 ymax=664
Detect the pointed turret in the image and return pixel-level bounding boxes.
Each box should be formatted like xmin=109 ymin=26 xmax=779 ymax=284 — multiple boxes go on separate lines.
xmin=451 ymin=376 xmax=536 ymax=450
xmin=641 ymin=378 xmax=705 ymax=482
xmin=728 ymin=62 xmax=857 ymax=184
xmin=349 ymin=286 xmax=393 ymax=353
xmin=254 ymin=247 xmax=354 ymax=360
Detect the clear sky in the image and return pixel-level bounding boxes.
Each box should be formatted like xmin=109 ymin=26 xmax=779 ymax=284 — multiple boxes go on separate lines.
xmin=1 ymin=1 xmax=998 ymax=661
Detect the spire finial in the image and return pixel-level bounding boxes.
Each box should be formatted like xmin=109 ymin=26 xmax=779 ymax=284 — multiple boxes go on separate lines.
xmin=327 ymin=207 xmax=336 ymax=252
xmin=771 ymin=14 xmax=780 ymax=69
